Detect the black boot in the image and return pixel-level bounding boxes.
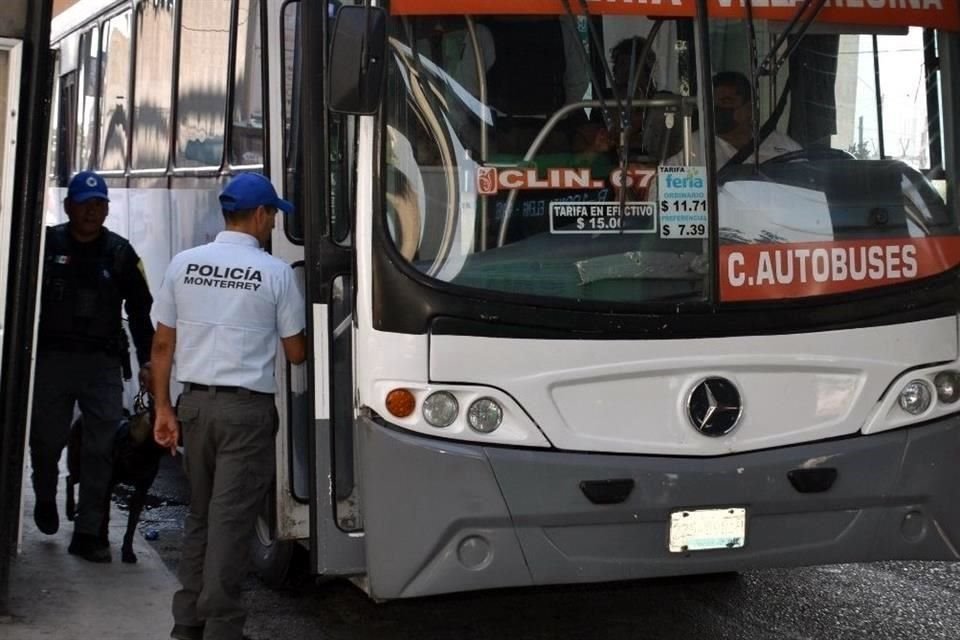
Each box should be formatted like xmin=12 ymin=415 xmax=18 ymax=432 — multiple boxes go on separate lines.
xmin=34 ymin=500 xmax=59 ymax=535
xmin=68 ymin=532 xmax=111 ymax=563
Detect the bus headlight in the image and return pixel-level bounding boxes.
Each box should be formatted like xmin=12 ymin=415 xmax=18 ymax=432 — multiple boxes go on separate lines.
xmin=898 ymin=380 xmax=932 ymax=415
xmin=423 ymin=391 xmax=459 ymax=428
xmin=467 ymin=398 xmax=503 ymax=433
xmin=934 ymin=371 xmax=960 ymax=404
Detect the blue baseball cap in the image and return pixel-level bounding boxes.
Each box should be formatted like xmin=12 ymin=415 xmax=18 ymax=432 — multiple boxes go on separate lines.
xmin=219 ymin=173 xmax=293 ymax=214
xmin=67 ymin=171 xmax=110 ymax=203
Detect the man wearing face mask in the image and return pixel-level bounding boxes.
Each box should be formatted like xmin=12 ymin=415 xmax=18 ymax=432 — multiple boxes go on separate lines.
xmin=668 ymin=71 xmax=800 ymax=167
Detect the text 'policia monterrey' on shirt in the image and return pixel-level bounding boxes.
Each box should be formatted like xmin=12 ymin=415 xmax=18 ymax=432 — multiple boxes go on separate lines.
xmin=152 ymin=231 xmax=305 ymax=393
xmin=182 ymin=264 xmax=264 ymax=291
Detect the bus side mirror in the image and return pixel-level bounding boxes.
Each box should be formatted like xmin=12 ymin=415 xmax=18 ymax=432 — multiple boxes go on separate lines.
xmin=328 ymin=6 xmax=387 ymax=115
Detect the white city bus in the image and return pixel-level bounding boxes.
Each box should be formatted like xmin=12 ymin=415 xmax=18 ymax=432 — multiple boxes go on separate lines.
xmin=48 ymin=0 xmax=960 ymax=599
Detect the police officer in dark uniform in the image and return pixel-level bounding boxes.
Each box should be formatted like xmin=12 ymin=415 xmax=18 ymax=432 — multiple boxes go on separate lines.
xmin=31 ymin=170 xmax=155 ymax=563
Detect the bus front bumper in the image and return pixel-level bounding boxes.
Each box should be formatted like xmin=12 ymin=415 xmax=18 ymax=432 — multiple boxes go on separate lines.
xmin=356 ymin=415 xmax=960 ymax=600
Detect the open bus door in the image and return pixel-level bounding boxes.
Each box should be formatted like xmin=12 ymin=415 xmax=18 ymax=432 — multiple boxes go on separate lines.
xmin=300 ymin=0 xmax=368 ymax=580
xmin=257 ymin=0 xmax=364 ymax=583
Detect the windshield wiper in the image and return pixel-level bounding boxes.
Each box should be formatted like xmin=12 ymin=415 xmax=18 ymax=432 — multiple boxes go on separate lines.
xmin=745 ymin=0 xmax=762 ymax=172
xmin=559 ymin=0 xmax=621 ymax=134
xmin=615 ymin=23 xmax=661 ymax=222
xmin=758 ymin=0 xmax=828 ymax=79
xmin=744 ymin=0 xmax=827 ymax=171
xmin=559 ymin=0 xmax=663 ymax=229
xmin=557 ymin=0 xmax=634 ymax=234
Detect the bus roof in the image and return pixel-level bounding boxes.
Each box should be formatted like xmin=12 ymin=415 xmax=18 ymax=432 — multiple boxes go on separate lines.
xmin=390 ymin=0 xmax=959 ymax=32
xmin=50 ymin=0 xmax=123 ymax=43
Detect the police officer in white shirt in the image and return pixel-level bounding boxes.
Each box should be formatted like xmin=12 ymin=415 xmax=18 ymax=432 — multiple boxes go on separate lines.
xmin=151 ymin=173 xmax=306 ymax=640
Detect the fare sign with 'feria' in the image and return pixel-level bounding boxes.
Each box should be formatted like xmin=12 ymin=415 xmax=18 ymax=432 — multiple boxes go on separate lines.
xmin=390 ymin=0 xmax=959 ymax=31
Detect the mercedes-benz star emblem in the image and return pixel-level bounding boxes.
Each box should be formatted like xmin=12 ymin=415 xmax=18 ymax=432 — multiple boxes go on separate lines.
xmin=686 ymin=377 xmax=743 ymax=437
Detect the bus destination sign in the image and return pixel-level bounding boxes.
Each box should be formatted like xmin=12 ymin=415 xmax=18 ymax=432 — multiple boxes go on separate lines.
xmin=390 ymin=0 xmax=960 ymax=31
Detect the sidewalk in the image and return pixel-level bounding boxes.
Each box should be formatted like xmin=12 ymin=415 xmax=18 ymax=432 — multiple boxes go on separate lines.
xmin=2 ymin=469 xmax=179 ymax=640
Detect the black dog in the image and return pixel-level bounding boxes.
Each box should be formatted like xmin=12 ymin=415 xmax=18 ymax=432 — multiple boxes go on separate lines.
xmin=66 ymin=390 xmax=165 ymax=563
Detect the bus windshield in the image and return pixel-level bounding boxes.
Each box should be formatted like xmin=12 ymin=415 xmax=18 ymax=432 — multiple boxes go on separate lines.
xmin=383 ymin=9 xmax=960 ymax=306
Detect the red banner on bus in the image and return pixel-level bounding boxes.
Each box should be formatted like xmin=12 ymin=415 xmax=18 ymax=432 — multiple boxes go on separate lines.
xmin=389 ymin=0 xmax=960 ymax=32
xmin=392 ymin=0 xmax=693 ymax=19
xmin=719 ymin=236 xmax=960 ymax=302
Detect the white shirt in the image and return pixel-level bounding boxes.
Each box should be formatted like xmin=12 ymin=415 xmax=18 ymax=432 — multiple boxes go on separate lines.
xmin=668 ymin=130 xmax=802 ymax=167
xmin=153 ymin=231 xmax=305 ymax=393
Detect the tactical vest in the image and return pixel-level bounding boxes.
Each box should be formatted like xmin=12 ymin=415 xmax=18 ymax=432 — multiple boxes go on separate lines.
xmin=38 ymin=224 xmax=127 ymax=352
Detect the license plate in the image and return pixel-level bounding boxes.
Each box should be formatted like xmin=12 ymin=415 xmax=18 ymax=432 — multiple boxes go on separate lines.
xmin=669 ymin=507 xmax=746 ymax=552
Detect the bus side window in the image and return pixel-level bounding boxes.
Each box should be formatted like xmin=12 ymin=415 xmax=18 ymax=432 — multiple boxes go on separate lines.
xmin=97 ymin=11 xmax=132 ymax=172
xmin=283 ymin=0 xmax=355 ymax=245
xmin=827 ymin=28 xmax=936 ymax=173
xmin=329 ymin=112 xmax=355 ymax=246
xmin=75 ymin=25 xmax=99 ymax=172
xmin=328 ymin=1 xmax=356 ymax=247
xmin=231 ymin=0 xmax=265 ymax=167
xmin=56 ymin=70 xmax=78 ymax=185
xmin=131 ymin=0 xmax=175 ymax=170
xmin=282 ymin=0 xmax=303 ymax=242
xmin=877 ymin=28 xmax=936 ymax=173
xmin=176 ymin=0 xmax=231 ymax=168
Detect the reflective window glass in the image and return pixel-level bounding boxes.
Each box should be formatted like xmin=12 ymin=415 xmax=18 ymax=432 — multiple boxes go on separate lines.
xmin=823 ymin=31 xmax=934 ymax=168
xmin=176 ymin=0 xmax=231 ymax=168
xmin=709 ymin=21 xmax=957 ymax=303
xmin=56 ymin=71 xmax=78 ymax=183
xmin=384 ymin=15 xmax=703 ymax=303
xmin=282 ymin=0 xmax=302 ymax=241
xmin=231 ymin=0 xmax=264 ymax=166
xmin=98 ymin=11 xmax=132 ymax=171
xmin=282 ymin=0 xmax=299 ymax=164
xmin=132 ymin=1 xmax=175 ymax=169
xmin=75 ymin=26 xmax=99 ymax=171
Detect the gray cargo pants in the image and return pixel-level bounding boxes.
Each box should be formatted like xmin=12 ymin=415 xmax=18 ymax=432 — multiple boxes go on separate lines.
xmin=172 ymin=386 xmax=276 ymax=640
xmin=30 ymin=349 xmax=123 ymax=536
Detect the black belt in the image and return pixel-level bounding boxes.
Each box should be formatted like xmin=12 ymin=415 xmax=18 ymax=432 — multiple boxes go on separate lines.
xmin=41 ymin=339 xmax=119 ymax=355
xmin=183 ymin=382 xmax=272 ymax=397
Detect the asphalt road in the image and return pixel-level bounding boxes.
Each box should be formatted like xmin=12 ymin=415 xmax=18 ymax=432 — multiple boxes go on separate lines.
xmin=132 ymin=456 xmax=960 ymax=640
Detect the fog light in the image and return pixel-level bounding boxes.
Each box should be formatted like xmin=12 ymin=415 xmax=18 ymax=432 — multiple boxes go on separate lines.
xmin=467 ymin=398 xmax=503 ymax=433
xmin=934 ymin=371 xmax=960 ymax=404
xmin=898 ymin=380 xmax=932 ymax=415
xmin=423 ymin=391 xmax=458 ymax=428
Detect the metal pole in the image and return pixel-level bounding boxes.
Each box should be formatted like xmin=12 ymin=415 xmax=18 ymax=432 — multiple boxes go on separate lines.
xmin=0 ymin=0 xmax=54 ymax=615
xmin=872 ymin=34 xmax=886 ymax=159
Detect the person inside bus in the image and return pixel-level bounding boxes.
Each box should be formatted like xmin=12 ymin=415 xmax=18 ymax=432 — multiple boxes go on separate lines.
xmin=30 ymin=170 xmax=155 ymax=562
xmin=669 ymin=71 xmax=801 ymax=167
xmin=576 ymin=35 xmax=658 ymax=160
xmin=571 ymin=36 xmax=659 ymax=201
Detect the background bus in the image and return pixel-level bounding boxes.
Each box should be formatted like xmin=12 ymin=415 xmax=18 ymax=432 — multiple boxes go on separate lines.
xmin=44 ymin=0 xmax=960 ymax=601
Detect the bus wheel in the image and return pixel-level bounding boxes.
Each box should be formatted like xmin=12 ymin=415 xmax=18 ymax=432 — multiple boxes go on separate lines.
xmin=250 ymin=491 xmax=295 ymax=587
